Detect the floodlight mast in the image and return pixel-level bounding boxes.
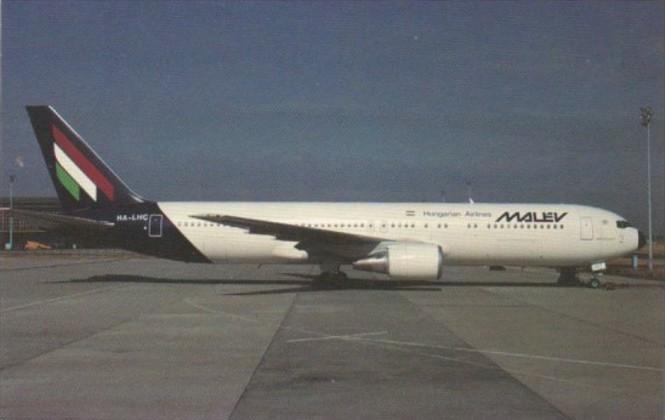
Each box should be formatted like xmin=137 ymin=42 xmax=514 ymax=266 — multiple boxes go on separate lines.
xmin=8 ymin=175 xmax=15 ymax=251
xmin=640 ymin=106 xmax=653 ymax=273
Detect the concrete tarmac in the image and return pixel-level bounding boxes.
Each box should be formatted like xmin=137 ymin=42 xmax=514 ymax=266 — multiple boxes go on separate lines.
xmin=1 ymin=254 xmax=663 ymax=419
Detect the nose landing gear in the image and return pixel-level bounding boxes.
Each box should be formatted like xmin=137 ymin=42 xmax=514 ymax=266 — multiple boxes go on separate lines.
xmin=557 ymin=263 xmax=606 ymax=289
xmin=588 ymin=273 xmax=602 ymax=289
xmin=588 ymin=262 xmax=606 ymax=289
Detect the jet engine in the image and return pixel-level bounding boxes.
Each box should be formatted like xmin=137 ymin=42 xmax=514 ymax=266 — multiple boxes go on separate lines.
xmin=352 ymin=243 xmax=444 ymax=280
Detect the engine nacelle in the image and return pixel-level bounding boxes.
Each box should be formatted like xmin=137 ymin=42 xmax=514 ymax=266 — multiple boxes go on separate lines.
xmin=353 ymin=243 xmax=444 ymax=280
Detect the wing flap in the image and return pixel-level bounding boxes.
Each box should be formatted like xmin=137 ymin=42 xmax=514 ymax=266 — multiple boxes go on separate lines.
xmin=190 ymin=214 xmax=384 ymax=260
xmin=192 ymin=214 xmax=378 ymax=243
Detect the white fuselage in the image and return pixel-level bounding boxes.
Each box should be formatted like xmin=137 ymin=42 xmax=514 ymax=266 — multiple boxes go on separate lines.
xmin=158 ymin=202 xmax=640 ymax=267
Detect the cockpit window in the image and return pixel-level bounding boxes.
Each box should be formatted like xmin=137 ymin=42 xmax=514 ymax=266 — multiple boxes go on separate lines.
xmin=616 ymin=220 xmax=632 ymax=229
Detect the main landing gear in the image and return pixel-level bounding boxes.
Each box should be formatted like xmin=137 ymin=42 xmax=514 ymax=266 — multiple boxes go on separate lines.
xmin=319 ymin=262 xmax=348 ymax=281
xmin=320 ymin=271 xmax=348 ymax=281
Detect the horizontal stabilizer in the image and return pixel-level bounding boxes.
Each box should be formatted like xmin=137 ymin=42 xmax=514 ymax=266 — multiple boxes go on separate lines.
xmin=9 ymin=209 xmax=114 ymax=232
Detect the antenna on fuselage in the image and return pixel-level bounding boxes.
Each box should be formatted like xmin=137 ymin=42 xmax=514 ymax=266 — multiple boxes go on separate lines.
xmin=466 ymin=181 xmax=474 ymax=204
xmin=440 ymin=190 xmax=446 ymax=202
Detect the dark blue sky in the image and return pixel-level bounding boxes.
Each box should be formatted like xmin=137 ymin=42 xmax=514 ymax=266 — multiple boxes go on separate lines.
xmin=2 ymin=1 xmax=664 ymax=233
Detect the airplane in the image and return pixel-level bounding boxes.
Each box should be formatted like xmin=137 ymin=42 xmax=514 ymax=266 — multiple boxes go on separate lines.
xmin=13 ymin=105 xmax=645 ymax=289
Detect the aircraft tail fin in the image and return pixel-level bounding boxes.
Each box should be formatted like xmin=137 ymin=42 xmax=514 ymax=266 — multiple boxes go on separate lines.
xmin=26 ymin=106 xmax=146 ymax=212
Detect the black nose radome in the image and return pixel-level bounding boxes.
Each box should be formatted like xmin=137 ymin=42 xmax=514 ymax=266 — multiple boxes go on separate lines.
xmin=638 ymin=231 xmax=647 ymax=249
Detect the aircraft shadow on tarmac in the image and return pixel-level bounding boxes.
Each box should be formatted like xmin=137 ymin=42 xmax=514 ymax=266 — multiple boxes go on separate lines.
xmin=54 ymin=273 xmax=566 ymax=296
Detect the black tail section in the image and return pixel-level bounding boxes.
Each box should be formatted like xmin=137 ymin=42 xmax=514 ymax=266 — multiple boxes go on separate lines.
xmin=26 ymin=106 xmax=145 ymax=213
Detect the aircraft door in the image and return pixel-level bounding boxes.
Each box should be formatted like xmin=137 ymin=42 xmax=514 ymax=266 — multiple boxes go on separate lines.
xmin=148 ymin=214 xmax=163 ymax=238
xmin=580 ymin=217 xmax=593 ymax=240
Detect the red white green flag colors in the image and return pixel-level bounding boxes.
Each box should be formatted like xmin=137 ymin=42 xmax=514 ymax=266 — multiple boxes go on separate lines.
xmin=51 ymin=124 xmax=115 ymax=202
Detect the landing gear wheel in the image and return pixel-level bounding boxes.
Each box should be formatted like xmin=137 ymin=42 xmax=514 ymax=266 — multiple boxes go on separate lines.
xmin=320 ymin=271 xmax=347 ymax=281
xmin=588 ymin=277 xmax=601 ymax=289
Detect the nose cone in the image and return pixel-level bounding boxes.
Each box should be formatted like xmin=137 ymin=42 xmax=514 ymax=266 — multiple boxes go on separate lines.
xmin=638 ymin=230 xmax=647 ymax=249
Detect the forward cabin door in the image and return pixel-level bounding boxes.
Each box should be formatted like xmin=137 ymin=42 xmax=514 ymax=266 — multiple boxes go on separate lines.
xmin=580 ymin=216 xmax=593 ymax=240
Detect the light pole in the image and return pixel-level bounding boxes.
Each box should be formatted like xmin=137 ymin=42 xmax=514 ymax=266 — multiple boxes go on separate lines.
xmin=640 ymin=106 xmax=653 ymax=272
xmin=8 ymin=175 xmax=15 ymax=251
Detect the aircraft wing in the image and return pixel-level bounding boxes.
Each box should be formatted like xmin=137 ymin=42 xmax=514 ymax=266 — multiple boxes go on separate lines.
xmin=190 ymin=214 xmax=385 ymax=261
xmin=9 ymin=209 xmax=114 ymax=232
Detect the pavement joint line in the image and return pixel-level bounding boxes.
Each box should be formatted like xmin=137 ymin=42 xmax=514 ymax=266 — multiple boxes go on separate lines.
xmin=286 ymin=330 xmax=388 ymax=343
xmin=0 ymin=289 xmax=186 ymax=373
xmin=398 ymin=289 xmax=660 ymax=415
xmin=350 ymin=337 xmax=664 ymax=373
xmin=0 ymin=257 xmax=135 ymax=273
xmin=0 ymin=313 xmax=139 ymax=373
xmin=275 ymin=309 xmax=662 ymax=399
xmin=477 ymin=286 xmax=665 ymax=346
xmin=185 ymin=295 xmax=387 ymax=342
xmin=355 ymin=338 xmax=660 ymax=402
xmin=226 ymin=292 xmax=297 ymax=420
xmin=0 ymin=285 xmax=130 ymax=313
xmin=281 ymin=311 xmax=659 ymax=406
xmin=182 ymin=297 xmax=260 ymax=323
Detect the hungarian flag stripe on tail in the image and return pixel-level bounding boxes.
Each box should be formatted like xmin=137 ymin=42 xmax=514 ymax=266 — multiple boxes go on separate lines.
xmin=51 ymin=124 xmax=114 ymax=201
xmin=55 ymin=161 xmax=81 ymax=200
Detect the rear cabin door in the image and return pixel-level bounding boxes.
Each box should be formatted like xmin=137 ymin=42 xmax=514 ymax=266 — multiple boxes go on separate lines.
xmin=149 ymin=214 xmax=163 ymax=238
xmin=580 ymin=217 xmax=593 ymax=240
